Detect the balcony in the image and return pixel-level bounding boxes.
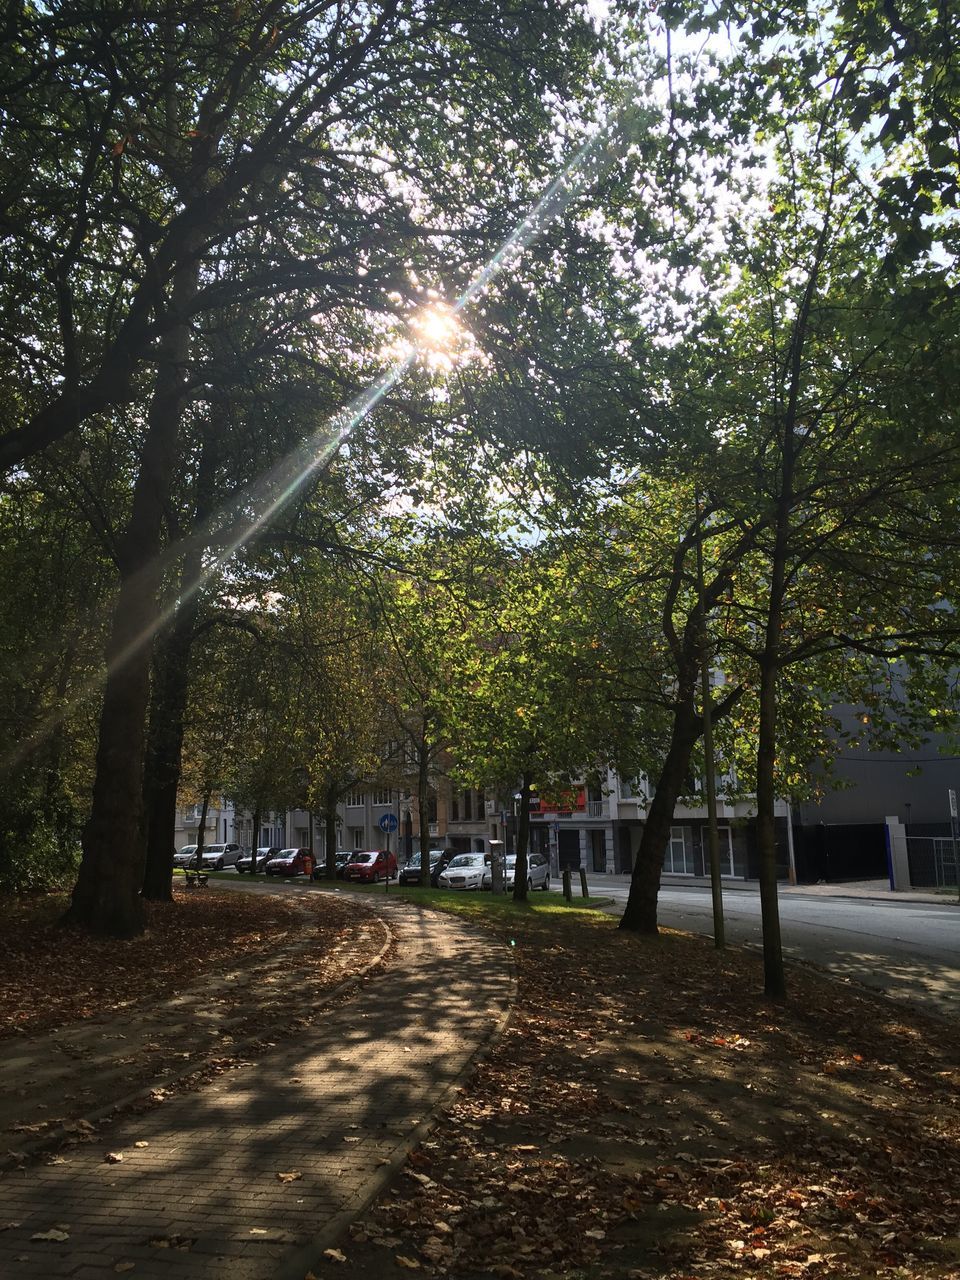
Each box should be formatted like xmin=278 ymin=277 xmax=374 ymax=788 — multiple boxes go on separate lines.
xmin=586 ymin=800 xmax=604 ymax=818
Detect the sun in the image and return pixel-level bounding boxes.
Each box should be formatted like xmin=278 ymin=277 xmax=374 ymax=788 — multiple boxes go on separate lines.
xmin=409 ymin=303 xmax=467 ymax=367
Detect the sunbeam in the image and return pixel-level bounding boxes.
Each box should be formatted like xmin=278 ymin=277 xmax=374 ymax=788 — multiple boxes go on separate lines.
xmin=4 ymin=103 xmax=634 ymax=774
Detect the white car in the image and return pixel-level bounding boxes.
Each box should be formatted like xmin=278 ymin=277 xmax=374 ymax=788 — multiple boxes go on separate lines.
xmin=199 ymin=842 xmax=243 ymax=869
xmin=438 ymin=853 xmax=492 ymax=891
xmin=504 ymin=852 xmax=550 ymax=892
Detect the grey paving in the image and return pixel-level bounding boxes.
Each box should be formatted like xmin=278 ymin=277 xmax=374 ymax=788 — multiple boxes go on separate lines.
xmin=0 ymin=898 xmax=514 ymax=1279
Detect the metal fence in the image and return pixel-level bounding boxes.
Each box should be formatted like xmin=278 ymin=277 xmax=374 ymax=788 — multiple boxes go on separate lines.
xmin=906 ymin=836 xmax=959 ymax=888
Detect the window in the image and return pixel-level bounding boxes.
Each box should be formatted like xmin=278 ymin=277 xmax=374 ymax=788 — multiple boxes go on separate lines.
xmin=372 ymin=789 xmax=392 ymax=806
xmin=351 ymin=828 xmax=364 ymax=849
xmin=450 ymin=793 xmax=459 ymax=822
xmin=665 ymin=826 xmax=695 ymax=876
xmin=462 ymin=790 xmax=473 ymax=821
xmin=345 ymin=790 xmax=364 ymax=808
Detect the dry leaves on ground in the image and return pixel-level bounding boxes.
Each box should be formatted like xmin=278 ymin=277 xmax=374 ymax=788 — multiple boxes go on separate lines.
xmin=345 ymin=908 xmax=960 ymax=1280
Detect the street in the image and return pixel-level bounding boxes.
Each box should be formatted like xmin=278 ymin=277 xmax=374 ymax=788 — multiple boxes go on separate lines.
xmin=590 ymin=879 xmax=960 ymax=1017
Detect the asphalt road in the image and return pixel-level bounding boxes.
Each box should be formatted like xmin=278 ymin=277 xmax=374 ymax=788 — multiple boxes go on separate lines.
xmin=591 ymin=880 xmax=960 ymax=1018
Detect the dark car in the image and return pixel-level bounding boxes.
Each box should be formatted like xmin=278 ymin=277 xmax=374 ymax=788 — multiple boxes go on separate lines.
xmin=264 ymin=847 xmax=315 ymax=877
xmin=236 ymin=847 xmax=280 ymax=873
xmin=399 ymin=850 xmax=444 ymax=886
xmin=311 ymin=851 xmax=355 ymax=880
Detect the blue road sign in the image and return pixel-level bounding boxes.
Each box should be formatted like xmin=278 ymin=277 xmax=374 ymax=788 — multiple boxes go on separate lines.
xmin=378 ymin=812 xmax=399 ymax=834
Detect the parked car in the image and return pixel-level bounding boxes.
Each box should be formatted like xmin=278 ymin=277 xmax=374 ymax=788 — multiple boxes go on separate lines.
xmin=173 ymin=844 xmax=199 ymax=869
xmin=265 ymin=847 xmax=315 ymax=877
xmin=399 ymin=850 xmax=444 ymax=886
xmin=429 ymin=849 xmax=459 ymax=887
xmin=342 ymin=850 xmax=398 ymax=883
xmin=438 ymin=852 xmax=492 ymax=891
xmin=311 ymin=851 xmax=355 ymax=880
xmin=199 ymin=842 xmax=243 ymax=870
xmin=236 ymin=847 xmax=280 ymax=873
xmin=504 ymin=852 xmax=551 ymax=892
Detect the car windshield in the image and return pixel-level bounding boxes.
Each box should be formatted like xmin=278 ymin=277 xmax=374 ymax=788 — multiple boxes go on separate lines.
xmin=351 ymin=853 xmax=375 ymax=863
xmin=205 ymin=845 xmax=226 ymax=853
xmin=180 ymin=846 xmax=197 ymax=854
xmin=277 ymin=849 xmax=297 ymax=857
xmin=505 ymin=857 xmax=517 ymax=868
xmin=256 ymin=848 xmax=272 ymax=854
xmin=448 ymin=855 xmax=482 ymax=868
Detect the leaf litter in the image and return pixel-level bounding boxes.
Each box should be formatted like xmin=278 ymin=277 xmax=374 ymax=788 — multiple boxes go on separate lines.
xmin=332 ymin=907 xmax=960 ymax=1279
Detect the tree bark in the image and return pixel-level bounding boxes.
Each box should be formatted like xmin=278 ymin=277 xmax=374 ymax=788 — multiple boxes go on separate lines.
xmin=62 ymin=241 xmax=199 ymax=936
xmin=324 ymin=783 xmax=339 ymax=879
xmin=250 ymin=807 xmax=261 ymax=875
xmin=418 ymin=729 xmax=431 ymax=883
xmin=142 ymin=429 xmax=217 ymax=900
xmin=619 ymin=685 xmax=700 ymax=935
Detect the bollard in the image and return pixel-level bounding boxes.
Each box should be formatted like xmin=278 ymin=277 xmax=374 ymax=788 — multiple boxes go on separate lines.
xmin=579 ymin=867 xmax=589 ymax=898
xmin=562 ymin=868 xmax=572 ymax=902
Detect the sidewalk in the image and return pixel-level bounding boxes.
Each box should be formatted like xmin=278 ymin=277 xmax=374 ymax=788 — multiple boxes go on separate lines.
xmin=587 ymin=872 xmax=955 ymax=904
xmin=0 ymin=896 xmax=514 ymax=1280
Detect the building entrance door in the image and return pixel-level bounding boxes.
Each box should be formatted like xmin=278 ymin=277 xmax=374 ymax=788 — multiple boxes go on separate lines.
xmin=717 ymin=825 xmax=736 ymax=877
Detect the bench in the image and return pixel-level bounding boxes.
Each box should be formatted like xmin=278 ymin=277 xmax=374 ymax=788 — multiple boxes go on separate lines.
xmin=184 ymin=870 xmax=209 ymax=888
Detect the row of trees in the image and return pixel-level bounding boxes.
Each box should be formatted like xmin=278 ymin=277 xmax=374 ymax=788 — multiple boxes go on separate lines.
xmin=2 ymin=1 xmax=959 ymax=997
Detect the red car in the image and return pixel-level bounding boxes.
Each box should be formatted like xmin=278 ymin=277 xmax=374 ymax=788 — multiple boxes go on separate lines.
xmin=342 ymin=850 xmax=398 ymax=883
xmin=264 ymin=847 xmax=315 ymax=877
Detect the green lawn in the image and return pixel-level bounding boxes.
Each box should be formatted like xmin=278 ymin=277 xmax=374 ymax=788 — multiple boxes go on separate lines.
xmin=174 ymin=866 xmax=616 ymax=921
xmin=310 ymin=879 xmax=614 ymax=923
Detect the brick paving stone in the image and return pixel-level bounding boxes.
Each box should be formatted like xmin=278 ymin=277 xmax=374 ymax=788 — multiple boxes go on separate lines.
xmin=0 ymin=897 xmax=512 ymax=1279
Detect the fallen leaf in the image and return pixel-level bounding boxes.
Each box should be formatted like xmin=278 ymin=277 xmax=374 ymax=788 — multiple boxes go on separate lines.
xmin=276 ymin=1170 xmax=302 ymax=1183
xmin=114 ymin=1264 xmax=135 ymax=1273
xmin=31 ymin=1229 xmax=69 ymax=1242
xmin=395 ymin=1257 xmax=421 ymax=1270
xmin=323 ymin=1247 xmax=347 ymax=1262
xmin=104 ymin=1152 xmax=123 ymax=1164
xmin=134 ymin=1141 xmax=149 ymax=1149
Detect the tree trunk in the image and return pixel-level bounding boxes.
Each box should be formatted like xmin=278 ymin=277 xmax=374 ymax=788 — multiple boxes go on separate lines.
xmin=619 ymin=690 xmax=700 ymax=935
xmin=142 ymin=429 xmax=217 ymax=900
xmin=324 ymin=783 xmax=339 ymax=879
xmin=62 ymin=238 xmax=199 ymax=935
xmin=418 ymin=732 xmax=431 ymax=884
xmin=755 ymin=648 xmax=786 ymax=998
xmin=512 ymin=772 xmax=532 ymax=902
xmin=250 ymin=807 xmax=261 ymax=874
xmin=195 ymin=790 xmax=210 ymax=865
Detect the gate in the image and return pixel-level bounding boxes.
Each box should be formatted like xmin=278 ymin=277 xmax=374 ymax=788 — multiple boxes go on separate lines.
xmin=906 ymin=836 xmax=959 ymax=888
xmin=793 ymin=822 xmax=888 ymax=883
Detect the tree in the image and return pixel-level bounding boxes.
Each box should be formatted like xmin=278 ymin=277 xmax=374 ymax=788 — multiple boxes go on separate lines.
xmin=4 ymin=2 xmax=608 ymax=934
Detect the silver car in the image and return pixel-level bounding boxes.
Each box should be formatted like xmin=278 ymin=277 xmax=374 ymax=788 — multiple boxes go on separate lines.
xmin=438 ymin=853 xmax=492 ymax=891
xmin=199 ymin=842 xmax=243 ymax=869
xmin=173 ymin=844 xmax=199 ymax=869
xmin=504 ymin=852 xmax=550 ymax=892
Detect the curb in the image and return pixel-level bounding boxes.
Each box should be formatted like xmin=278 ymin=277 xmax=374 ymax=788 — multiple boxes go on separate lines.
xmin=273 ymin=903 xmax=518 ymax=1280
xmin=0 ymin=897 xmax=394 ymax=1173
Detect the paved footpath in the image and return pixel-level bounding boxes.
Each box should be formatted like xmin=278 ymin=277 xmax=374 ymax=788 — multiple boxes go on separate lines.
xmin=0 ymin=895 xmax=514 ymax=1280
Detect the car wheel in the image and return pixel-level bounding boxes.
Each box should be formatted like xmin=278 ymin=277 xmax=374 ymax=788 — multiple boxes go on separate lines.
xmin=542 ymin=878 xmax=550 ymax=891
xmin=527 ymin=877 xmax=533 ymax=891
xmin=236 ymin=866 xmax=245 ymax=874
xmin=373 ymin=871 xmax=381 ymax=883
xmin=216 ymin=859 xmax=224 ymax=870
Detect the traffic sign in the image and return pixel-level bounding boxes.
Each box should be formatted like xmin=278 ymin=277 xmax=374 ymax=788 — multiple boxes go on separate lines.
xmin=378 ymin=812 xmax=399 ymax=833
